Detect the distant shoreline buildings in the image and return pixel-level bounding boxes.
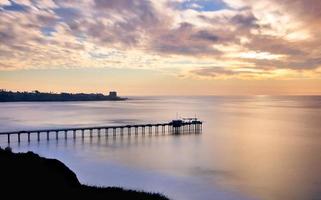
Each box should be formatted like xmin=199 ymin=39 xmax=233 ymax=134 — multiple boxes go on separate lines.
xmin=0 ymin=90 xmax=127 ymax=102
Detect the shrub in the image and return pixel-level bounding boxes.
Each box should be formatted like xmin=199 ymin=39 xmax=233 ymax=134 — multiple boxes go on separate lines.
xmin=4 ymin=146 xmax=12 ymax=152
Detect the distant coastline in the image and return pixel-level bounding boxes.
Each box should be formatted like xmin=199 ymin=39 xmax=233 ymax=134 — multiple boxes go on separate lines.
xmin=0 ymin=90 xmax=127 ymax=102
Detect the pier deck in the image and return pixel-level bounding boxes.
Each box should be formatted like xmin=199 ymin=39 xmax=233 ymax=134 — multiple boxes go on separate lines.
xmin=0 ymin=119 xmax=202 ymax=144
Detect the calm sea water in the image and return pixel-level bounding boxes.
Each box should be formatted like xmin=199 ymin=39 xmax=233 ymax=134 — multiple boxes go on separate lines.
xmin=0 ymin=96 xmax=321 ymax=200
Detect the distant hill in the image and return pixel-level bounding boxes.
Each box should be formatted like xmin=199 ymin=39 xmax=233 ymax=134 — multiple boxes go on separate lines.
xmin=0 ymin=90 xmax=127 ymax=102
xmin=0 ymin=147 xmax=168 ymax=199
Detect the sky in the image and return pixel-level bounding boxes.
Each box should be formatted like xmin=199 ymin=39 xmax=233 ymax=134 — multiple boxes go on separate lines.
xmin=0 ymin=0 xmax=321 ymax=95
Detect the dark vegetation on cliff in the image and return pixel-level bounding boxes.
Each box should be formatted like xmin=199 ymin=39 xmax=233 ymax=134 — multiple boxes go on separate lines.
xmin=0 ymin=90 xmax=127 ymax=102
xmin=0 ymin=147 xmax=168 ymax=199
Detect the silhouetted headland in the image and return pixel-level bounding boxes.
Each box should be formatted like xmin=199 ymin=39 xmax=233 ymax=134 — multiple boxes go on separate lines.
xmin=0 ymin=147 xmax=167 ymax=199
xmin=0 ymin=90 xmax=127 ymax=102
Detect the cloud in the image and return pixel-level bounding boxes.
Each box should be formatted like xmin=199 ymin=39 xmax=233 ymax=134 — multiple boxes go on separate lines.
xmin=191 ymin=67 xmax=240 ymax=77
xmin=150 ymin=22 xmax=222 ymax=55
xmin=0 ymin=0 xmax=320 ymax=80
xmin=192 ymin=30 xmax=219 ymax=42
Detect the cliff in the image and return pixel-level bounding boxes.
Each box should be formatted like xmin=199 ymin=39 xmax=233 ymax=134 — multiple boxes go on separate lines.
xmin=0 ymin=90 xmax=127 ymax=102
xmin=0 ymin=147 xmax=168 ymax=199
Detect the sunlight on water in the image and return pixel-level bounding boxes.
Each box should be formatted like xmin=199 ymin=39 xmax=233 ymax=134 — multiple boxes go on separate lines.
xmin=1 ymin=96 xmax=321 ymax=200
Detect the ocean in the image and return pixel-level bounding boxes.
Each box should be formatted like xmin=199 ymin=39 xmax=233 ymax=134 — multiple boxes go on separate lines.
xmin=0 ymin=96 xmax=320 ymax=200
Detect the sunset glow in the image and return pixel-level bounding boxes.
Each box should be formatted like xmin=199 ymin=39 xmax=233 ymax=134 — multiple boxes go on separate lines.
xmin=1 ymin=0 xmax=321 ymax=95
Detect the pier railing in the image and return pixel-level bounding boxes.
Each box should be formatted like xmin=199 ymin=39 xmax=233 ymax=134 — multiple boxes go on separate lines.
xmin=0 ymin=120 xmax=202 ymax=144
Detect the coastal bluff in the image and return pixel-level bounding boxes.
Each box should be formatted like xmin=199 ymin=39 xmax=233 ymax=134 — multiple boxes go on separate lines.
xmin=0 ymin=147 xmax=168 ymax=199
xmin=0 ymin=90 xmax=127 ymax=102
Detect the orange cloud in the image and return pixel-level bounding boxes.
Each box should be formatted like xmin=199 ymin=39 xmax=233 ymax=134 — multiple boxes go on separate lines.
xmin=0 ymin=0 xmax=320 ymax=81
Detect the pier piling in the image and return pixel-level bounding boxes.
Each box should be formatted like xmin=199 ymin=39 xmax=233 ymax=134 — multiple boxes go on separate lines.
xmin=64 ymin=131 xmax=67 ymax=140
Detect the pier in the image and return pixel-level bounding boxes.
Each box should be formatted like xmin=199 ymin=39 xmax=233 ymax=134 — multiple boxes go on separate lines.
xmin=0 ymin=118 xmax=202 ymax=144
